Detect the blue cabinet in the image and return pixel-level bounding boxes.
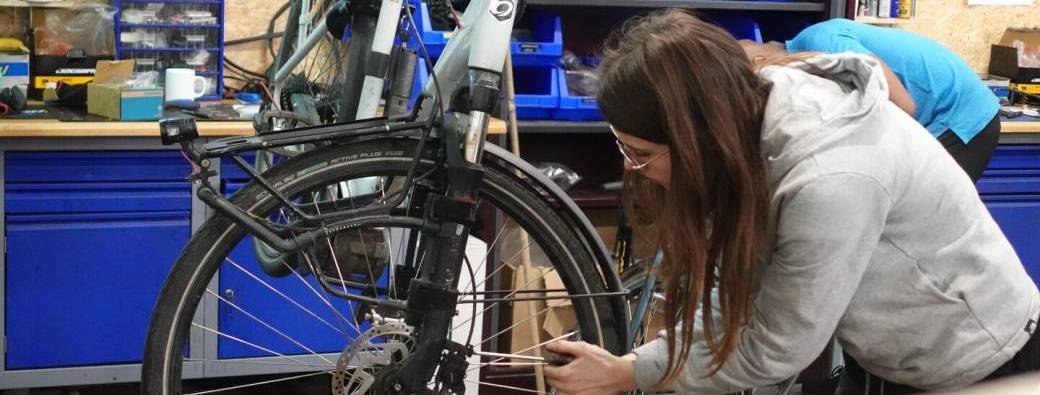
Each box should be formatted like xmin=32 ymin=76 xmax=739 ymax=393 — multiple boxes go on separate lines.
xmin=5 ymin=212 xmax=190 ymax=369
xmin=4 ymin=151 xmax=192 ymax=369
xmin=217 ymin=238 xmax=360 ymax=359
xmin=979 ymin=144 xmax=1040 ymax=284
xmin=983 ymin=195 xmax=1040 ymax=281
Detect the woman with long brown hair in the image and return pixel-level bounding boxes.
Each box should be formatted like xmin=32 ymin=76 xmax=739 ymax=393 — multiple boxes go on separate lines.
xmin=542 ymin=9 xmax=1040 ymax=395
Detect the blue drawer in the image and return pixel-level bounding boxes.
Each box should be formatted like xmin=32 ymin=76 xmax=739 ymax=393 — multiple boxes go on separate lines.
xmin=6 ymin=182 xmax=191 ymax=214
xmin=985 ymin=145 xmax=1040 ymax=170
xmin=977 ymin=169 xmax=1040 ymax=195
xmin=983 ymin=195 xmax=1040 ymax=284
xmin=220 ymin=152 xmax=259 ymax=185
xmin=4 ymin=211 xmax=190 ymax=369
xmin=5 ymin=151 xmax=189 ymax=183
xmin=978 ymin=145 xmax=1040 ymax=195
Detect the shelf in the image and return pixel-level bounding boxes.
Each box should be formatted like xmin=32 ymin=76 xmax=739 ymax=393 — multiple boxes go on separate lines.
xmin=516 ymin=120 xmax=611 ymax=134
xmin=120 ymin=0 xmax=221 ymax=3
xmin=853 ymin=16 xmax=917 ymax=25
xmin=568 ymin=189 xmax=619 ymax=209
xmin=525 ymin=0 xmax=826 ymax=12
xmin=0 ymin=0 xmax=109 ymax=8
xmin=121 ymin=23 xmax=221 ymax=29
xmin=118 ymin=47 xmax=220 ymax=52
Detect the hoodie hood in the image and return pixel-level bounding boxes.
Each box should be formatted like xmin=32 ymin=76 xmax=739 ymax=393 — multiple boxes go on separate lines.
xmin=758 ymin=53 xmax=889 ymax=182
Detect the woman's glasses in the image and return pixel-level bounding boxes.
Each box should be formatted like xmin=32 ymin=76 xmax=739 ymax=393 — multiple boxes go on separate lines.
xmin=611 ymin=125 xmax=668 ymax=170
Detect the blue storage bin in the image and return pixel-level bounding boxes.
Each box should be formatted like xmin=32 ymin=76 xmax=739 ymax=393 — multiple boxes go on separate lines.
xmin=414 ymin=1 xmax=451 ymax=58
xmin=412 ymin=4 xmax=562 ymax=66
xmin=554 ymin=59 xmax=604 ymax=121
xmin=711 ymin=14 xmax=763 ymax=43
xmin=510 ymin=9 xmax=563 ymax=67
xmin=513 ymin=66 xmax=559 ymax=120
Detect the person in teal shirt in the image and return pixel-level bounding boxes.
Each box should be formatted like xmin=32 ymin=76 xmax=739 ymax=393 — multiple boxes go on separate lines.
xmin=741 ymin=18 xmax=1001 ymax=182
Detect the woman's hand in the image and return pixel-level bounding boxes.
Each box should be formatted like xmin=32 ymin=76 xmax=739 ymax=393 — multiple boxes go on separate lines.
xmin=542 ymin=340 xmax=638 ymax=395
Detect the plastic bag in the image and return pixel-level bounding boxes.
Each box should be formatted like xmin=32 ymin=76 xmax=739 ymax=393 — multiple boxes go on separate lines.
xmin=1013 ymin=39 xmax=1040 ymax=68
xmin=558 ymin=51 xmax=600 ymax=97
xmin=534 ymin=162 xmax=582 ymax=192
xmin=35 ymin=6 xmax=115 ymax=56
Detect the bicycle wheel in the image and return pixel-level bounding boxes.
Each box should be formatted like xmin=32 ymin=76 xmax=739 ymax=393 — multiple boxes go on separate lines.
xmin=269 ymin=0 xmax=352 ymax=124
xmin=142 ymin=138 xmax=627 ymax=394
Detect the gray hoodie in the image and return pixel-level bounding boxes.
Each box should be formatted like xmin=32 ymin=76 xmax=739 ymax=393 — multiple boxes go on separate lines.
xmin=631 ymin=53 xmax=1040 ymax=393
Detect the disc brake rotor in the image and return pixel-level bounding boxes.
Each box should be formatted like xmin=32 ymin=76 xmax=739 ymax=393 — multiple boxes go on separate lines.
xmin=332 ymin=322 xmax=415 ymax=395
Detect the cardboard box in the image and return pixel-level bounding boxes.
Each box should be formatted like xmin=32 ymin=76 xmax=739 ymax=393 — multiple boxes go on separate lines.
xmin=989 ymin=28 xmax=1040 ymax=84
xmin=0 ymin=52 xmax=30 ymax=98
xmin=87 ymin=60 xmax=163 ymax=121
xmin=508 ymin=264 xmax=553 ymax=362
xmin=542 ymin=269 xmax=577 ymax=339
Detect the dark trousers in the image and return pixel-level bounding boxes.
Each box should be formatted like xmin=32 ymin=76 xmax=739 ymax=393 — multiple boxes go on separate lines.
xmin=936 ymin=113 xmax=1002 ymax=183
xmin=836 ymin=315 xmax=1040 ymax=395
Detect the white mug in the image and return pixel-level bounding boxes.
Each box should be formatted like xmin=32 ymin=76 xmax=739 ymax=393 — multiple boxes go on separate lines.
xmin=164 ymin=68 xmax=209 ymax=102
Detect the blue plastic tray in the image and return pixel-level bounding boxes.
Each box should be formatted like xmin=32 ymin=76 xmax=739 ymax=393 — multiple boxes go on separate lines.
xmin=513 ymin=65 xmax=559 ymax=120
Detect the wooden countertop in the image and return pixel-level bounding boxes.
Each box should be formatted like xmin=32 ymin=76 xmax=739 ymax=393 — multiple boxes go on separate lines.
xmin=999 ymin=121 xmax=1040 ymax=134
xmin=0 ymin=118 xmax=507 ymax=137
xmin=0 ymin=118 xmax=1034 ymax=137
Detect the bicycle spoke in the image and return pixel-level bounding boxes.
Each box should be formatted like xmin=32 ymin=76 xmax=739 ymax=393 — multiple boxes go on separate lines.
xmin=342 ymin=180 xmax=385 ymax=302
xmin=463 ymin=379 xmax=547 ymax=395
xmin=460 ymin=217 xmax=512 ymax=292
xmin=311 ymin=191 xmax=366 ymax=334
xmin=472 ymin=236 xmax=534 ymax=290
xmin=190 ymin=323 xmax=329 ymax=370
xmin=205 ymin=289 xmax=336 ymax=365
xmin=184 ymin=370 xmax=331 ymax=395
xmin=282 ymin=253 xmax=361 ymax=335
xmin=225 ymin=257 xmax=346 ymax=336
xmin=185 ymin=357 xmax=334 ymax=369
xmin=472 ymin=304 xmax=553 ymax=346
xmin=453 ymin=265 xmax=560 ymax=336
xmin=466 ymin=331 xmax=578 ymax=373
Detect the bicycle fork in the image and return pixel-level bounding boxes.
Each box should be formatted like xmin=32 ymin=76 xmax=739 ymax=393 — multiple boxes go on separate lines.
xmin=393 ymin=78 xmax=504 ymax=395
xmin=387 ymin=0 xmax=516 ymax=392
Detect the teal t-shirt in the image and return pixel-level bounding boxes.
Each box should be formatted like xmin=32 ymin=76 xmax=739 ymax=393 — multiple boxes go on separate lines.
xmin=786 ymin=19 xmax=999 ymax=143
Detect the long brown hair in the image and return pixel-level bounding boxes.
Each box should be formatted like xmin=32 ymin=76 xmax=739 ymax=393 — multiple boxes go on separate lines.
xmin=597 ymin=9 xmax=772 ymax=386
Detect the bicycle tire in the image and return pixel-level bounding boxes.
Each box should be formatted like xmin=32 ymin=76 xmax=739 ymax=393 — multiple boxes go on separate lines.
xmin=142 ymin=138 xmax=627 ymax=394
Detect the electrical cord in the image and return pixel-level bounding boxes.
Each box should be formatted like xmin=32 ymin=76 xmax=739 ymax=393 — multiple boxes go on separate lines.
xmin=403 ymin=0 xmax=445 ymax=120
xmin=224 ymin=56 xmax=269 ymax=80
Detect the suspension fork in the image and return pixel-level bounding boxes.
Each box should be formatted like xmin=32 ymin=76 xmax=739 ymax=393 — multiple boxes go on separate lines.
xmin=391 ymin=0 xmax=516 ymax=391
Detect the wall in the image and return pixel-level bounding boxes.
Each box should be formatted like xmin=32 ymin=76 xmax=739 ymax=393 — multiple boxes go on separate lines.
xmin=224 ymin=0 xmax=287 ymax=81
xmin=897 ymin=0 xmax=1040 ymax=73
xmin=225 ymin=0 xmax=1040 ymax=76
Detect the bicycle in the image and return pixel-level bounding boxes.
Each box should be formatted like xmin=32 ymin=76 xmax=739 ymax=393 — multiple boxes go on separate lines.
xmin=142 ymin=0 xmax=631 ymax=394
